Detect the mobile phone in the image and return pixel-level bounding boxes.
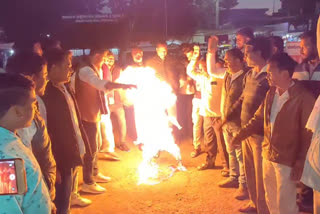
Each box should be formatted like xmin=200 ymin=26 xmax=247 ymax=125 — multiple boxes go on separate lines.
xmin=0 ymin=158 xmax=27 ymax=195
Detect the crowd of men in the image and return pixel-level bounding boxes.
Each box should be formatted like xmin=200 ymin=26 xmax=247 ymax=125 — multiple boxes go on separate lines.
xmin=1 ymin=15 xmax=320 ymax=214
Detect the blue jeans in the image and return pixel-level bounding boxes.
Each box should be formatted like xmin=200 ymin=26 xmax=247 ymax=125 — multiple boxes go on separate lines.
xmin=222 ymin=123 xmax=245 ymax=184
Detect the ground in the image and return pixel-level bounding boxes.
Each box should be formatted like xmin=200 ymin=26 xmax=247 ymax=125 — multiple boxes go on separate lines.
xmin=71 ymin=139 xmax=309 ymax=214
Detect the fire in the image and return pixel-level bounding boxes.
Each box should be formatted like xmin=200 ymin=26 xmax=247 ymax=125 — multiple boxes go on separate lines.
xmin=118 ymin=66 xmax=186 ymax=185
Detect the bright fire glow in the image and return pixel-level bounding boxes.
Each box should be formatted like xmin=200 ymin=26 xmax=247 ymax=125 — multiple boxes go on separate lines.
xmin=118 ymin=66 xmax=186 ymax=185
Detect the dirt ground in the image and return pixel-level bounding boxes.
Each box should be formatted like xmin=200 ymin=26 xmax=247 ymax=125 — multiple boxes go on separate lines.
xmin=71 ymin=139 xmax=308 ymax=214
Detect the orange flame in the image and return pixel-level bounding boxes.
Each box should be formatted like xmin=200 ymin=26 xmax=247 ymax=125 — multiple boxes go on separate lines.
xmin=118 ymin=66 xmax=186 ymax=185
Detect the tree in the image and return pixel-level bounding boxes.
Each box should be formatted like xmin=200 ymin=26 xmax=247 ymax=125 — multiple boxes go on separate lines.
xmin=220 ymin=0 xmax=239 ymax=10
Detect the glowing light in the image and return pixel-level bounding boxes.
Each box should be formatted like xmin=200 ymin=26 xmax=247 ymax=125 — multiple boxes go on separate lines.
xmin=118 ymin=66 xmax=186 ymax=185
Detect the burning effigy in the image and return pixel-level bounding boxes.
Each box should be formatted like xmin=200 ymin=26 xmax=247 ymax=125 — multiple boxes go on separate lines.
xmin=118 ymin=66 xmax=186 ymax=185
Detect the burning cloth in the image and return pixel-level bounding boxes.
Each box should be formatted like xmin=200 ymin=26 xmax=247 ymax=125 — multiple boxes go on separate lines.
xmin=118 ymin=66 xmax=186 ymax=184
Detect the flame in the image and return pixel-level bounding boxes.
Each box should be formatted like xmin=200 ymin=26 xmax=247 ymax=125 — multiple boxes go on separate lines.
xmin=118 ymin=66 xmax=186 ymax=185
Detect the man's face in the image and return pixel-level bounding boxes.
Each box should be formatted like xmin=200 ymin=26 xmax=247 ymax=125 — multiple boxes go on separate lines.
xmin=236 ymin=34 xmax=247 ymax=50
xmin=106 ymin=55 xmax=115 ymax=68
xmin=300 ymin=38 xmax=317 ymax=61
xmin=54 ymin=56 xmax=72 ymax=84
xmin=245 ymin=45 xmax=260 ymax=68
xmin=224 ymin=52 xmax=239 ymax=74
xmin=193 ymin=45 xmax=200 ymax=58
xmin=16 ymin=89 xmax=37 ymax=128
xmin=132 ymin=49 xmax=143 ymax=64
xmin=266 ymin=62 xmax=283 ymax=87
xmin=185 ymin=51 xmax=193 ymax=61
xmin=156 ymin=46 xmax=167 ymax=60
xmin=33 ymin=64 xmax=48 ymax=96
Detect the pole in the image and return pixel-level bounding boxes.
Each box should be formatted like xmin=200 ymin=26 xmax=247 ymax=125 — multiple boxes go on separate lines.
xmin=215 ymin=0 xmax=219 ymax=29
xmin=164 ymin=0 xmax=168 ymax=40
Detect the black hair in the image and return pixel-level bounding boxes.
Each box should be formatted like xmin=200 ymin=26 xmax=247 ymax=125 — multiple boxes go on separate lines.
xmin=44 ymin=49 xmax=70 ymax=72
xmin=226 ymin=48 xmax=244 ymax=62
xmin=270 ymin=36 xmax=284 ymax=53
xmin=156 ymin=42 xmax=167 ymax=49
xmin=89 ymin=48 xmax=107 ymax=56
xmin=6 ymin=51 xmax=47 ymax=77
xmin=268 ymin=52 xmax=297 ymax=77
xmin=246 ymin=37 xmax=272 ymax=61
xmin=300 ymin=31 xmax=316 ymax=45
xmin=0 ymin=73 xmax=35 ymax=119
xmin=182 ymin=44 xmax=194 ymax=54
xmin=236 ymin=27 xmax=254 ymax=40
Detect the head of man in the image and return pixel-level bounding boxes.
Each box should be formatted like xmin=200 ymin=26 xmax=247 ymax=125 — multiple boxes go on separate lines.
xmin=0 ymin=73 xmax=37 ymax=131
xmin=236 ymin=27 xmax=254 ymax=50
xmin=45 ymin=49 xmax=72 ymax=84
xmin=89 ymin=48 xmax=108 ymax=68
xmin=182 ymin=44 xmax=194 ymax=62
xmin=105 ymin=51 xmax=115 ymax=68
xmin=193 ymin=44 xmax=200 ymax=59
xmin=270 ymin=36 xmax=284 ymax=55
xmin=6 ymin=51 xmax=48 ymax=96
xmin=300 ymin=31 xmax=318 ymax=62
xmin=224 ymin=48 xmax=244 ymax=74
xmin=131 ymin=47 xmax=143 ymax=64
xmin=156 ymin=43 xmax=168 ymax=61
xmin=266 ymin=53 xmax=297 ymax=88
xmin=245 ymin=37 xmax=272 ymax=68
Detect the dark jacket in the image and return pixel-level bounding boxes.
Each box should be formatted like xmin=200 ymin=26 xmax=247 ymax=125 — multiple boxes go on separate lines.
xmin=226 ymin=69 xmax=269 ymax=134
xmin=42 ymin=82 xmax=91 ymax=172
xmin=221 ymin=70 xmax=247 ymax=127
xmin=31 ymin=112 xmax=56 ymax=200
xmin=236 ymin=81 xmax=315 ymax=167
xmin=146 ymin=55 xmax=178 ymax=92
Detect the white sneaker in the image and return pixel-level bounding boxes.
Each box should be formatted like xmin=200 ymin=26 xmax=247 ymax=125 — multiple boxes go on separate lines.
xmin=81 ymin=183 xmax=106 ymax=194
xmin=94 ymin=173 xmax=112 ymax=183
xmin=70 ymin=193 xmax=92 ymax=207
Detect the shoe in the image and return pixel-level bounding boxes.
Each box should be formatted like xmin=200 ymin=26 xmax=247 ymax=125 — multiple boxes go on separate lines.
xmin=238 ymin=202 xmax=257 ymax=213
xmin=197 ymin=162 xmax=216 ymax=170
xmin=218 ymin=177 xmax=239 ymax=188
xmin=190 ymin=148 xmax=201 ymax=158
xmin=234 ymin=185 xmax=249 ymax=200
xmin=94 ymin=172 xmax=111 ymax=183
xmin=117 ymin=144 xmax=130 ymax=152
xmin=70 ymin=193 xmax=92 ymax=207
xmin=221 ymin=168 xmax=229 ymax=177
xmin=81 ymin=183 xmax=106 ymax=194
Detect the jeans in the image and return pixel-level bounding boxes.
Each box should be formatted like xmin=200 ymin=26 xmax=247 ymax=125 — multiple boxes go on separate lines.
xmin=82 ymin=121 xmax=99 ymax=184
xmin=177 ymin=94 xmax=193 ymax=140
xmin=243 ymin=135 xmax=269 ymax=214
xmin=55 ymin=168 xmax=74 ymax=214
xmin=124 ymin=105 xmax=137 ymax=141
xmin=222 ymin=123 xmax=245 ymax=184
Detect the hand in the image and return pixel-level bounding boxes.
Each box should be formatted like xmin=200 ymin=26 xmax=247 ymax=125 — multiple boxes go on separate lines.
xmin=51 ymin=202 xmax=57 ymax=214
xmin=290 ymin=161 xmax=304 ymax=182
xmin=122 ymin=84 xmax=137 ymax=90
xmin=208 ymin=36 xmax=219 ymax=53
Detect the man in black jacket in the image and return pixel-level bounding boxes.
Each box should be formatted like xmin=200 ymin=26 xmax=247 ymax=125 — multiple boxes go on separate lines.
xmin=43 ymin=49 xmax=91 ymax=214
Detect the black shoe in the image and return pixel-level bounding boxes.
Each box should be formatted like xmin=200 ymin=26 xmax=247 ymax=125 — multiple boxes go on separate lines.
xmin=190 ymin=148 xmax=201 ymax=158
xmin=197 ymin=162 xmax=216 ymax=170
xmin=117 ymin=144 xmax=130 ymax=152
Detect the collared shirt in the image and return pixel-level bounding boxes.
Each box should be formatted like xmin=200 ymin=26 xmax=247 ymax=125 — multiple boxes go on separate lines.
xmin=293 ymin=59 xmax=320 ymax=81
xmin=79 ymin=66 xmax=110 ymax=92
xmin=251 ymin=65 xmax=267 ymax=78
xmin=270 ymin=81 xmax=295 ymax=135
xmin=56 ymin=84 xmax=86 ymax=156
xmin=230 ymin=70 xmax=244 ymax=85
xmin=0 ymin=127 xmax=51 ymax=214
xmin=17 ymin=95 xmax=46 ymax=149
